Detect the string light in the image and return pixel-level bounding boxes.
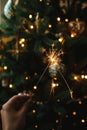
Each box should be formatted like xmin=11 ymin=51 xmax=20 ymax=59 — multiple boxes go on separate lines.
xmin=84 ymin=75 xmax=87 ymax=79
xmin=65 ymin=18 xmax=69 ymax=22
xmin=74 ymin=75 xmax=79 ymax=81
xmin=57 ymin=17 xmax=61 ymax=22
xmin=78 ymin=100 xmax=82 ymax=105
xmin=30 ymin=25 xmax=34 ymax=30
xmin=34 ymin=124 xmax=38 ymax=128
xmin=29 ymin=14 xmax=33 ymax=19
xmin=3 ymin=66 xmax=8 ymax=70
xmin=39 ymin=0 xmax=43 ymax=2
xmin=56 ymin=119 xmax=59 ymax=123
xmin=48 ymin=24 xmax=52 ymax=28
xmin=32 ymin=109 xmax=36 ymax=113
xmin=25 ymin=76 xmax=30 ymax=80
xmin=81 ymin=119 xmax=86 ymax=123
xmin=72 ymin=111 xmax=77 ymax=116
xmin=33 ymin=85 xmax=37 ymax=90
xmin=73 ymin=74 xmax=87 ymax=80
xmin=9 ymin=83 xmax=13 ymax=88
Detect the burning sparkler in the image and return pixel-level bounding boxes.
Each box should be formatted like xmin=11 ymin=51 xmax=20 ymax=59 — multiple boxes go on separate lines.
xmin=46 ymin=45 xmax=64 ymax=77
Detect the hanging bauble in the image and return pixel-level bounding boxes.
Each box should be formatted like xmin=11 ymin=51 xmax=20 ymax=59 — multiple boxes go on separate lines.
xmin=1 ymin=78 xmax=9 ymax=87
xmin=4 ymin=0 xmax=15 ymax=19
xmin=4 ymin=0 xmax=19 ymax=19
xmin=68 ymin=18 xmax=85 ymax=36
xmin=0 ymin=72 xmax=9 ymax=87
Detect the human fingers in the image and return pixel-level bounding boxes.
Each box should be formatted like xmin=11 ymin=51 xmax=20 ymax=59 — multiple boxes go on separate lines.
xmin=2 ymin=94 xmax=31 ymax=111
xmin=19 ymin=98 xmax=32 ymax=115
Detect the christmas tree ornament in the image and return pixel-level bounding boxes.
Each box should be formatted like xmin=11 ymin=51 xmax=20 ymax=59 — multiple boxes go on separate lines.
xmin=1 ymin=78 xmax=9 ymax=87
xmin=68 ymin=18 xmax=85 ymax=36
xmin=4 ymin=0 xmax=14 ymax=19
xmin=4 ymin=0 xmax=19 ymax=19
xmin=0 ymin=72 xmax=9 ymax=87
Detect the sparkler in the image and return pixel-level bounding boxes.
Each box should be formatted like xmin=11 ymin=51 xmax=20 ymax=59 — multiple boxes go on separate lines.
xmin=47 ymin=46 xmax=64 ymax=77
xmin=45 ymin=46 xmax=73 ymax=99
xmin=20 ymin=45 xmax=74 ymax=101
xmin=36 ymin=45 xmax=64 ymax=95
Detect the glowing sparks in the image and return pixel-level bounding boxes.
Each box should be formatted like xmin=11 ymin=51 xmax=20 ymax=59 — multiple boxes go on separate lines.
xmin=35 ymin=45 xmax=72 ymax=98
xmin=46 ymin=46 xmax=64 ymax=94
xmin=46 ymin=47 xmax=64 ymax=77
xmin=50 ymin=79 xmax=59 ymax=94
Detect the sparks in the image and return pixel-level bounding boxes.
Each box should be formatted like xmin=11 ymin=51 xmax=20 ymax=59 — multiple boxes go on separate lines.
xmin=46 ymin=46 xmax=64 ymax=77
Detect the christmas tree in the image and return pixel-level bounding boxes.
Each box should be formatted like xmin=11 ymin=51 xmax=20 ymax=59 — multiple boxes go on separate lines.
xmin=0 ymin=0 xmax=87 ymax=129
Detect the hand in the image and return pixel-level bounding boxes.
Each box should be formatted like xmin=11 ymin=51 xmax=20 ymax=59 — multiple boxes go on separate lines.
xmin=1 ymin=94 xmax=32 ymax=130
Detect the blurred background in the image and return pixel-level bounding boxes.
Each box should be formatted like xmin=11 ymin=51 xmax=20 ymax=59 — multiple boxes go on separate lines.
xmin=0 ymin=0 xmax=87 ymax=130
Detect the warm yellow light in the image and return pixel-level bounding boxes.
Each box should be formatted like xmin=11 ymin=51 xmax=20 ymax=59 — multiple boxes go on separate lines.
xmin=9 ymin=84 xmax=13 ymax=88
xmin=33 ymin=85 xmax=37 ymax=90
xmin=81 ymin=119 xmax=85 ymax=123
xmin=71 ymin=32 xmax=77 ymax=37
xmin=30 ymin=25 xmax=34 ymax=29
xmin=58 ymin=37 xmax=64 ymax=43
xmin=53 ymin=77 xmax=57 ymax=80
xmin=65 ymin=18 xmax=69 ymax=22
xmin=81 ymin=74 xmax=85 ymax=79
xmin=57 ymin=17 xmax=61 ymax=22
xmin=74 ymin=76 xmax=78 ymax=80
xmin=52 ymin=83 xmax=56 ymax=88
xmin=29 ymin=14 xmax=33 ymax=19
xmin=78 ymin=100 xmax=82 ymax=105
xmin=4 ymin=66 xmax=8 ymax=70
xmin=56 ymin=83 xmax=59 ymax=86
xmin=47 ymin=48 xmax=61 ymax=67
xmin=48 ymin=24 xmax=52 ymax=28
xmin=21 ymin=43 xmax=25 ymax=47
xmin=25 ymin=76 xmax=29 ymax=80
xmin=56 ymin=119 xmax=59 ymax=123
xmin=19 ymin=38 xmax=25 ymax=45
xmin=32 ymin=109 xmax=36 ymax=113
xmin=35 ymin=124 xmax=38 ymax=128
xmin=84 ymin=75 xmax=87 ymax=79
xmin=39 ymin=0 xmax=43 ymax=2
xmin=72 ymin=111 xmax=77 ymax=116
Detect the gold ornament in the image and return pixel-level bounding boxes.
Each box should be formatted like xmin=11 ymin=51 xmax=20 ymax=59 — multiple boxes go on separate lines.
xmin=68 ymin=18 xmax=85 ymax=36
